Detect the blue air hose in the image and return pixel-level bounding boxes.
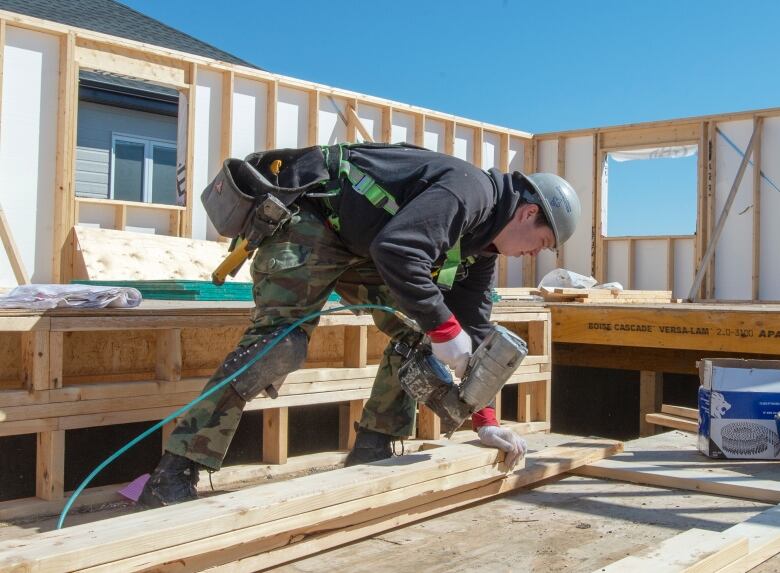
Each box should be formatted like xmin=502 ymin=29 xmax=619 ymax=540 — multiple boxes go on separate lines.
xmin=56 ymin=303 xmax=399 ymax=529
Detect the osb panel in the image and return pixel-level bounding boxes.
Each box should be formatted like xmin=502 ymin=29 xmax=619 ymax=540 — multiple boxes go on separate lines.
xmin=0 ymin=333 xmax=21 ymax=388
xmin=181 ymin=326 xmax=245 ymax=372
xmin=62 ymin=330 xmax=156 ymax=381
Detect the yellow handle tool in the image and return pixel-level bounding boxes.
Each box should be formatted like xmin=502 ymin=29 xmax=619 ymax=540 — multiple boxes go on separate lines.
xmin=212 ymin=238 xmax=253 ymax=285
xmin=211 ymin=159 xmax=283 ymax=286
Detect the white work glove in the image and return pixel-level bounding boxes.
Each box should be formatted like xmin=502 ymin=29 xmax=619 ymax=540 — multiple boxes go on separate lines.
xmin=477 ymin=426 xmax=527 ymax=469
xmin=430 ymin=329 xmax=472 ymax=378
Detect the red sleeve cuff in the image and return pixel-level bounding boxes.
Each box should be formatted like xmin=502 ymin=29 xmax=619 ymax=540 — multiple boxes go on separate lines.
xmin=426 ymin=314 xmax=462 ymax=343
xmin=472 ymin=406 xmax=499 ymax=431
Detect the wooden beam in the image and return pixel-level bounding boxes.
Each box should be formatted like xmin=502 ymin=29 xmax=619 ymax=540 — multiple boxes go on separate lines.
xmin=752 ymin=117 xmax=763 ymax=301
xmin=49 ymin=331 xmax=63 ymax=389
xmin=444 ymin=120 xmax=455 ymax=156
xmin=645 ymin=412 xmax=696 ymax=433
xmin=594 ymin=147 xmax=607 ymax=282
xmin=338 ymin=399 xmax=364 ymax=450
xmin=638 ymin=371 xmax=663 ymax=437
xmin=556 ymin=137 xmax=566 ymax=268
xmin=381 ymin=107 xmax=392 ymax=143
xmin=414 ymin=113 xmax=424 ymax=148
xmin=346 ymin=101 xmax=374 ymax=143
xmin=598 ymin=123 xmax=700 ymax=150
xmin=220 ymin=70 xmax=234 ymax=161
xmin=342 ymin=325 xmax=367 ymax=368
xmin=661 ymin=404 xmax=697 ymax=420
xmin=262 ymin=407 xmax=288 ymax=464
xmin=22 ymin=330 xmax=49 ymax=392
xmin=705 ymin=122 xmax=717 ymax=299
xmin=36 ymin=430 xmax=65 ymax=500
xmin=0 ymin=439 xmax=620 ymax=572
xmin=0 ymin=202 xmax=29 ymax=284
xmin=182 ymin=64 xmax=197 ymax=237
xmin=53 ymin=32 xmax=78 ymax=282
xmin=594 ymin=528 xmax=747 ymax=573
xmin=74 ymin=44 xmax=187 ymax=89
xmin=716 ymin=504 xmax=780 ymax=573
xmin=572 ymin=458 xmax=780 ymax=503
xmin=155 ymin=328 xmax=182 ymax=383
xmin=307 ymin=90 xmax=319 ymax=146
xmin=417 ymin=405 xmax=441 ymax=440
xmin=265 ymin=80 xmax=277 ymax=150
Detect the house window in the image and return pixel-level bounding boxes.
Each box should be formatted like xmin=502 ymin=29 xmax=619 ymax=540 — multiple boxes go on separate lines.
xmin=110 ymin=133 xmax=177 ymax=205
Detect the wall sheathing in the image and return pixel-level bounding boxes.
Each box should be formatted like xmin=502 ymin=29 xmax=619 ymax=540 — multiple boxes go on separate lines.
xmin=761 ymin=118 xmax=780 ymax=299
xmin=231 ymin=77 xmax=268 ymax=159
xmin=0 ymin=27 xmax=59 ymax=286
xmin=534 ymin=139 xmax=558 ymax=280
xmin=192 ymin=69 xmax=223 ymax=241
xmin=713 ymin=120 xmax=754 ymax=299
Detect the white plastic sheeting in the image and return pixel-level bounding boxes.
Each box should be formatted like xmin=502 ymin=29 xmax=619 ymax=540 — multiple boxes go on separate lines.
xmin=562 ymin=136 xmax=595 ymax=277
xmin=609 ymin=145 xmax=697 ymax=162
xmin=356 ymin=104 xmax=383 ymax=143
xmin=482 ymin=132 xmax=500 ymax=170
xmin=318 ymin=95 xmax=345 ymax=146
xmin=453 ymin=126 xmax=474 ymax=163
xmin=761 ymin=118 xmax=780 ymax=299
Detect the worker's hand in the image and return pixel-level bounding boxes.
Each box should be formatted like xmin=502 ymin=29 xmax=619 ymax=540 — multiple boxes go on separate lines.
xmin=427 ymin=316 xmax=472 ymax=378
xmin=430 ymin=330 xmax=472 ymax=378
xmin=477 ymin=426 xmax=527 ymax=469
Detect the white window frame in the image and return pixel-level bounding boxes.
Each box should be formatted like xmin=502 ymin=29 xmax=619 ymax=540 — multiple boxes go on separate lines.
xmin=110 ymin=133 xmax=177 ymax=203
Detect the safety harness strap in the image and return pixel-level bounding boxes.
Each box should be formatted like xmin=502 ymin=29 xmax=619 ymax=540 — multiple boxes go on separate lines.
xmin=322 ymin=143 xmax=469 ymax=289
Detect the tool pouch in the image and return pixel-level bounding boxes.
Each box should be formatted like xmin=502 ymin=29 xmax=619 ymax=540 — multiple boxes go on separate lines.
xmin=201 ymin=146 xmax=333 ymax=239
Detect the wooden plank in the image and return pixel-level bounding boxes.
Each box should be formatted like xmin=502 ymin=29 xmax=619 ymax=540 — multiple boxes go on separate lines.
xmin=155 ymin=328 xmax=182 ymax=382
xmin=74 ymin=44 xmax=187 ymax=88
xmin=262 ymin=407 xmax=288 ymax=464
xmin=0 ymin=202 xmax=29 ymax=285
xmin=599 ymin=123 xmax=700 ymax=150
xmin=342 ymin=325 xmax=367 ymax=368
xmin=49 ymin=331 xmax=63 ymax=389
xmin=752 ymin=117 xmax=763 ymax=301
xmin=639 ymin=371 xmax=663 ymax=437
xmin=182 ymin=64 xmax=197 ymax=237
xmin=26 ymin=439 xmax=621 ymax=573
xmin=338 ymin=399 xmax=364 ymax=450
xmin=550 ymin=305 xmax=780 ymax=354
xmin=572 ymin=459 xmax=780 ymax=503
xmin=594 ymin=528 xmax=747 ymax=573
xmin=646 ymin=413 xmax=697 ymax=433
xmin=21 ymin=330 xmax=49 ymax=392
xmin=417 ymin=405 xmax=441 ymax=440
xmin=220 ymin=69 xmax=233 ymax=161
xmin=661 ymin=404 xmax=697 ymax=420
xmin=35 ymin=430 xmax=65 ymax=500
xmin=307 ymin=90 xmax=319 ymax=146
xmin=56 ymin=32 xmax=79 ymax=282
xmin=716 ymin=504 xmax=780 ymax=573
xmin=346 ymin=103 xmax=374 ymax=143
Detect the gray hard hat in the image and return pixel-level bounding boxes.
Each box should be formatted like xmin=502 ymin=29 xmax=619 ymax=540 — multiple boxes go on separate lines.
xmin=516 ymin=172 xmax=581 ymax=247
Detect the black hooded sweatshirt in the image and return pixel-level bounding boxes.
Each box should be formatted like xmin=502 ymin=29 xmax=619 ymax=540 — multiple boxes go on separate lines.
xmin=308 ymin=144 xmax=522 ymax=343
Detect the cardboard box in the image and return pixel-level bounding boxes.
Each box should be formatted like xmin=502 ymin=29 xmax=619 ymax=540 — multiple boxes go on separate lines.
xmin=698 ymin=358 xmax=780 ymax=460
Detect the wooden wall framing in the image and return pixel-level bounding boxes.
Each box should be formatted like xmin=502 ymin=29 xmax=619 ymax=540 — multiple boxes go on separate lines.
xmin=0 ymin=303 xmax=551 ymax=512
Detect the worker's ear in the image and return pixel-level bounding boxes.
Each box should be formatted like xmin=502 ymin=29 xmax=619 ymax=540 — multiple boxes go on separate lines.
xmin=516 ymin=203 xmax=538 ymax=223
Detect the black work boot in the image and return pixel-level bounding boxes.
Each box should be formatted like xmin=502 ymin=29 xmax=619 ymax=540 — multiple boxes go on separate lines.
xmin=138 ymin=452 xmax=201 ymax=508
xmin=344 ymin=426 xmax=393 ymax=466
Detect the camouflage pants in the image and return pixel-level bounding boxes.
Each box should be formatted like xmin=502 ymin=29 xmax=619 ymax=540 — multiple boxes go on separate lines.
xmin=165 ymin=205 xmax=419 ymax=470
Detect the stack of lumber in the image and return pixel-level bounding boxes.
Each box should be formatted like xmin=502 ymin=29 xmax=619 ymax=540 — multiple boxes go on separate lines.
xmin=539 ymin=286 xmax=676 ymax=304
xmin=0 ymin=438 xmax=621 ymax=572
xmin=646 ymin=404 xmax=698 ymax=433
xmin=493 ymin=287 xmax=544 ymax=302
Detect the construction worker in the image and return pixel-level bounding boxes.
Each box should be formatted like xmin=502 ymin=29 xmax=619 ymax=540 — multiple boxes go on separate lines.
xmin=139 ymin=142 xmax=581 ymax=507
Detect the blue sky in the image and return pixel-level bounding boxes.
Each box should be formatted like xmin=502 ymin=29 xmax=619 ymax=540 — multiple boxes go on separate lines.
xmin=121 ymin=0 xmax=778 ymax=236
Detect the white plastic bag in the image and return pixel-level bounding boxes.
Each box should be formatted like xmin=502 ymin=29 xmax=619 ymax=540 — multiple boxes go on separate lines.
xmin=538 ymin=268 xmax=597 ymax=290
xmin=0 ymin=284 xmax=142 ymax=310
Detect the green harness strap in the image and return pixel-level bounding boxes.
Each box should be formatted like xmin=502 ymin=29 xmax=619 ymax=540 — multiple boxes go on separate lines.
xmin=323 ymin=144 xmax=469 ymax=290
